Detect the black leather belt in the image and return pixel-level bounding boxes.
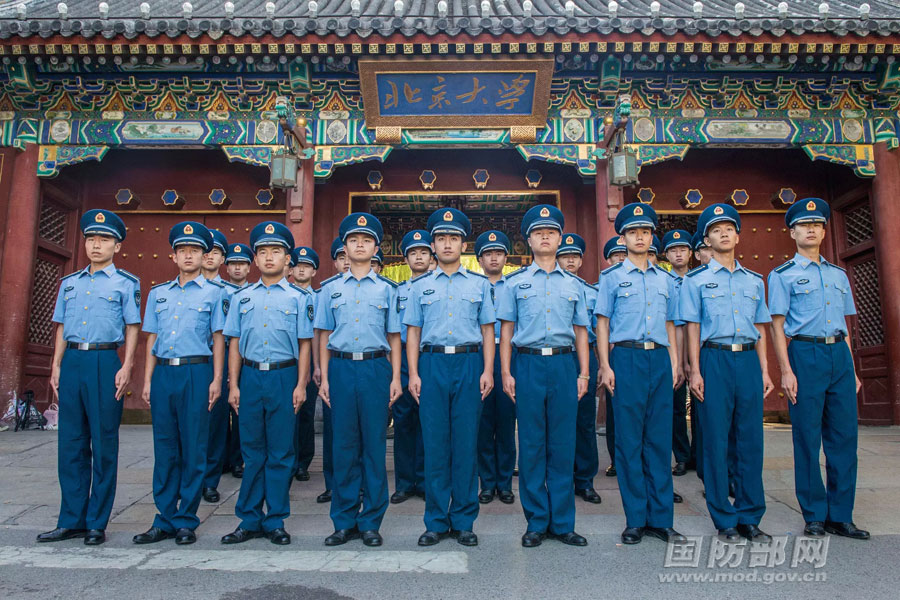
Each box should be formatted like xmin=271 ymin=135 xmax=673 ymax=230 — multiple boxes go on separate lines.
xmin=792 ymin=334 xmax=846 ymax=345
xmin=157 ymin=356 xmax=210 ymax=366
xmin=515 ymin=346 xmax=573 ymax=356
xmin=422 ymin=344 xmax=480 ymax=354
xmin=242 ymin=358 xmax=298 ymax=371
xmin=332 ymin=350 xmax=388 ymax=361
xmin=703 ymin=341 xmax=756 ymax=352
xmin=615 ymin=341 xmax=663 ymax=350
xmin=66 ymin=342 xmax=118 ymax=351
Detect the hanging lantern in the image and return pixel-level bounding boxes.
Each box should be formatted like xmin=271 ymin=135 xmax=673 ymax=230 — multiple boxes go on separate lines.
xmin=607 ymin=129 xmax=639 ymax=187
xmin=269 ymin=147 xmax=299 ymax=190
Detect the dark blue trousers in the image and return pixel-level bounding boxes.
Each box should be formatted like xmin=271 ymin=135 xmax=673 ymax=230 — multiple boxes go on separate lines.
xmin=322 ymin=399 xmax=334 ymax=491
xmin=788 ymin=340 xmax=858 ymax=523
xmin=478 ymin=344 xmax=517 ymax=493
xmin=698 ymin=347 xmax=766 ymax=530
xmin=611 ymin=346 xmax=674 ymax=528
xmin=150 ymin=362 xmax=212 ymax=532
xmin=56 ymin=348 xmax=123 ymax=531
xmin=393 ymin=352 xmax=425 ymax=494
xmin=203 ymin=375 xmax=229 ymax=490
xmin=419 ymin=352 xmax=483 ymax=532
xmin=225 ymin=406 xmax=242 ymax=470
xmin=672 ymin=383 xmax=692 ymax=464
xmin=515 ymin=352 xmax=577 ymax=534
xmin=329 ymin=356 xmax=391 ymax=531
xmin=293 ymin=378 xmax=318 ymax=473
xmin=574 ymin=348 xmax=599 ymax=491
xmin=605 ymin=389 xmax=615 ymax=467
xmin=235 ymin=365 xmax=297 ymax=532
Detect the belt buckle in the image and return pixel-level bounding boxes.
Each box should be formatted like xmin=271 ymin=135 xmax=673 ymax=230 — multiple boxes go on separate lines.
xmin=77 ymin=342 xmax=90 ymax=351
xmin=824 ymin=336 xmax=836 ymax=344
xmin=446 ymin=346 xmax=456 ymax=354
xmin=259 ymin=362 xmax=271 ymax=371
xmin=171 ymin=357 xmax=182 ymax=366
xmin=541 ymin=347 xmax=553 ymax=356
xmin=352 ymin=352 xmax=364 ymax=361
xmin=643 ymin=341 xmax=654 ymax=350
xmin=730 ymin=344 xmax=741 ymax=352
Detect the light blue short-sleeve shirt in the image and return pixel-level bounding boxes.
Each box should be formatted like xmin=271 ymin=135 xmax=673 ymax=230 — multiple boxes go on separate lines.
xmin=594 ymin=258 xmax=676 ymax=346
xmin=143 ymin=276 xmax=227 ymax=359
xmin=314 ymin=269 xmax=400 ymax=352
xmin=403 ymin=267 xmax=496 ymax=346
xmin=52 ymin=263 xmax=141 ymax=344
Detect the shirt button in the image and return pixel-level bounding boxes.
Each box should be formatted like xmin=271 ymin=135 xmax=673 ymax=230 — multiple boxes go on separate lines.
xmin=826 ymin=301 xmax=830 ymax=305
xmin=82 ymin=321 xmax=87 ymax=325
xmin=356 ymin=300 xmax=360 ymax=304
xmin=449 ymin=296 xmax=453 ymax=300
xmin=547 ymin=327 xmax=551 ymax=331
xmin=264 ymin=341 xmax=268 ymax=345
xmin=86 ymin=291 xmax=90 ymax=295
xmin=264 ymin=306 xmax=268 ymax=310
xmin=825 ymin=284 xmax=828 ymax=288
xmin=448 ymin=331 xmax=452 ymax=335
xmin=734 ymin=310 xmax=738 ymax=314
xmin=547 ymin=309 xmax=551 ymax=313
xmin=84 ymin=306 xmax=88 ymax=310
xmin=177 ymin=302 xmax=181 ymax=305
xmin=647 ymin=316 xmax=651 ymax=320
xmin=827 ymin=319 xmax=831 ymax=323
xmin=169 ymin=346 xmax=173 ymax=350
xmin=263 ymin=323 xmax=267 ymax=327
xmin=174 ymin=315 xmax=178 ymax=319
xmin=355 ymin=318 xmax=359 ymax=322
xmin=737 ymin=328 xmax=741 ymax=332
xmin=448 ymin=313 xmax=452 ymax=317
xmin=171 ymin=330 xmax=176 ymax=334
xmin=354 ymin=337 xmax=359 ymax=341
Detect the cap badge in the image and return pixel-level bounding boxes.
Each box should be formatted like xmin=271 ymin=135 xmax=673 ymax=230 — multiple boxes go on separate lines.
xmin=566 ymin=236 xmax=574 ymax=244
xmin=413 ymin=232 xmax=422 ymax=240
xmin=300 ymin=248 xmax=307 ymax=255
xmin=488 ymin=233 xmax=497 ymax=242
xmin=539 ymin=207 xmax=550 ymax=218
xmin=713 ymin=206 xmax=724 ymax=215
xmin=634 ymin=206 xmax=644 ymax=216
xmin=443 ymin=210 xmax=453 ymax=222
xmin=357 ymin=215 xmax=367 ymax=226
xmin=95 ymin=212 xmax=106 ymax=223
xmin=806 ymin=200 xmax=817 ymax=211
xmin=184 ymin=224 xmax=194 ymax=235
xmin=235 ymin=246 xmax=242 ymax=253
xmin=673 ymin=232 xmax=680 ymax=239
xmin=264 ymin=223 xmax=275 ymax=234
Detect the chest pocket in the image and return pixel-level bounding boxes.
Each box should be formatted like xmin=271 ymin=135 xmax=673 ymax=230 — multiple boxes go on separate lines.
xmin=460 ymin=292 xmax=483 ymax=320
xmin=154 ymin=303 xmax=170 ymax=329
xmin=515 ymin=287 xmax=539 ymax=317
xmin=701 ymin=288 xmax=728 ymax=317
xmin=187 ymin=303 xmax=212 ymax=334
xmin=655 ymin=287 xmax=670 ymax=316
xmin=274 ymin=305 xmax=297 ymax=332
xmin=615 ymin=287 xmax=641 ymax=314
xmin=98 ymin=290 xmax=121 ymax=318
xmin=557 ymin=290 xmax=577 ymax=322
xmin=828 ymin=282 xmax=848 ymax=309
xmin=742 ymin=289 xmax=761 ymax=317
xmin=791 ymin=280 xmax=822 ymax=313
xmin=63 ymin=290 xmax=78 ymax=317
xmin=368 ymin=298 xmax=388 ymax=324
xmin=419 ymin=294 xmax=442 ymax=323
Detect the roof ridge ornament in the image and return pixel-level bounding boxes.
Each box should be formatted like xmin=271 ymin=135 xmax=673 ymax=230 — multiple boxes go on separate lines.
xmin=16 ymin=3 xmax=25 ymax=20
xmin=778 ymin=2 xmax=788 ymax=18
xmin=308 ymin=0 xmax=318 ymax=18
xmin=351 ymin=0 xmax=361 ymax=17
xmin=692 ymin=2 xmax=703 ymax=19
xmin=438 ymin=0 xmax=447 ymax=17
xmin=224 ymin=1 xmax=234 ymax=18
xmin=819 ymin=3 xmax=829 ymax=19
xmin=182 ymin=2 xmax=192 ymax=19
xmin=481 ymin=0 xmax=491 ymax=18
xmin=859 ymin=3 xmax=870 ymax=19
xmin=140 ymin=2 xmax=150 ymax=19
xmin=394 ymin=0 xmax=404 ymax=17
xmin=565 ymin=1 xmax=575 ymax=18
xmin=523 ymin=0 xmax=532 ymax=18
xmin=734 ymin=2 xmax=744 ymax=19
xmin=57 ymin=3 xmax=68 ymax=19
xmin=98 ymin=2 xmax=109 ymax=20
xmin=650 ymin=1 xmax=660 ymax=18
xmin=266 ymin=2 xmax=275 ymax=18
xmin=608 ymin=1 xmax=618 ymax=19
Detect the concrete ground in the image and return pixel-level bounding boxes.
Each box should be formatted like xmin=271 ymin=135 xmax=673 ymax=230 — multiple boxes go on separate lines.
xmin=0 ymin=422 xmax=898 ymax=599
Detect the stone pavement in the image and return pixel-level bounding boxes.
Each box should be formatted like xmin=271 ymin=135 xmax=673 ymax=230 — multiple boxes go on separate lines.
xmin=0 ymin=423 xmax=898 ymax=599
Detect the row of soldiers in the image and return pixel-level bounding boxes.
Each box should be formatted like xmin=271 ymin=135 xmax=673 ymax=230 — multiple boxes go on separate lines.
xmin=36 ymin=197 xmax=868 ymax=548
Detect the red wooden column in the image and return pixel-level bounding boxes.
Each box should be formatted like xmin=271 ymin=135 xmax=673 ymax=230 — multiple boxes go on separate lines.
xmin=0 ymin=144 xmax=41 ymax=404
xmin=286 ymin=159 xmax=315 ymax=248
xmin=872 ymin=142 xmax=900 ymax=424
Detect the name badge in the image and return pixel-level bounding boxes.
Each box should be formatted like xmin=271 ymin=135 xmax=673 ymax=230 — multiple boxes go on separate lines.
xmin=518 ymin=283 xmax=531 ymax=289
xmin=156 ymin=297 xmax=167 ymax=303
xmin=705 ymin=283 xmax=718 ymax=289
xmin=618 ymin=282 xmax=632 ymax=288
xmin=398 ymin=296 xmax=408 ymax=302
xmin=64 ymin=285 xmax=74 ymax=292
xmin=797 ymin=278 xmax=809 ymax=285
xmin=240 ymin=297 xmax=250 ymax=304
xmin=331 ymin=292 xmax=342 ymax=298
xmin=423 ymin=289 xmax=435 ymax=295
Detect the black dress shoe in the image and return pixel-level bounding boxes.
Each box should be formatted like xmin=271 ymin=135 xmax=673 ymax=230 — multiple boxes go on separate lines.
xmin=267 ymin=528 xmax=291 ymax=545
xmin=325 ymin=527 xmax=360 ymax=546
xmin=575 ymin=488 xmax=602 ymax=504
xmin=83 ymin=530 xmax=105 ymax=546
xmin=221 ymin=527 xmax=262 ymax=544
xmin=414 ymin=489 xmax=426 ymax=498
xmin=672 ymin=462 xmax=687 ymax=476
xmin=621 ymin=527 xmax=644 ymax=544
xmin=684 ymin=460 xmax=697 ymax=471
xmin=36 ymin=528 xmax=86 ymax=543
xmin=453 ymin=530 xmax=478 ymax=546
xmin=552 ymin=531 xmax=588 ymax=546
xmin=605 ymin=464 xmax=617 ymax=477
xmin=391 ymin=490 xmax=414 ymax=504
xmin=673 ymin=492 xmax=683 ymax=504
xmin=294 ymin=468 xmax=310 ymax=481
xmin=202 ymin=487 xmax=220 ymax=503
xmin=175 ymin=528 xmax=197 ymax=545
xmin=498 ymin=490 xmax=515 ymax=504
xmin=717 ymin=527 xmax=741 ymax=542
xmin=133 ymin=527 xmax=174 ymax=545
xmin=418 ymin=530 xmax=449 ymax=546
xmin=825 ymin=521 xmax=870 ymax=540
xmin=231 ymin=465 xmax=244 ymax=478
xmin=316 ymin=490 xmax=332 ymax=503
xmin=804 ymin=521 xmax=826 ymax=537
xmin=478 ymin=489 xmax=495 ymax=504
xmin=521 ymin=531 xmax=546 ymax=548
xmin=644 ymin=527 xmax=687 ymax=543
xmin=737 ymin=524 xmax=772 ymax=543
xmin=361 ymin=530 xmax=383 ymax=547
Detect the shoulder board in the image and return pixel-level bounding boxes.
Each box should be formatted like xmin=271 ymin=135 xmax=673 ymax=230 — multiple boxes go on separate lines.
xmin=222 ymin=280 xmax=240 ymax=290
xmin=151 ymin=280 xmax=172 ymax=290
xmin=290 ymin=283 xmax=311 ymax=295
xmin=207 ymin=279 xmax=225 ymax=288
xmin=410 ymin=271 xmax=433 ymax=284
xmin=663 ymin=268 xmax=678 ymax=278
xmin=831 ymin=263 xmax=846 ymax=273
xmin=686 ymin=265 xmax=709 ymax=278
xmin=744 ymin=268 xmax=763 ymax=279
xmin=504 ymin=267 xmax=528 ymax=279
xmin=377 ymin=274 xmax=398 ymax=288
xmin=116 ymin=268 xmax=139 ymax=283
xmin=60 ymin=270 xmax=81 ymax=281
xmin=320 ymin=274 xmax=341 ymax=286
xmin=466 ymin=268 xmax=488 ymax=279
xmin=601 ymin=263 xmax=623 ymax=275
xmin=774 ymin=260 xmax=795 ymax=274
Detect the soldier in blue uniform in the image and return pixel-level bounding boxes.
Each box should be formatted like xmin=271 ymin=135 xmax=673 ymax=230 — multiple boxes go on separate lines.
xmin=371 ymin=248 xmax=385 ymax=274
xmin=475 ymin=230 xmax=517 ymax=505
xmin=679 ymin=204 xmax=775 ymax=543
xmin=663 ymin=230 xmax=694 ymax=478
xmin=391 ymin=230 xmax=430 ymax=504
xmin=405 ymin=209 xmax=496 ymax=547
xmin=497 ymin=204 xmax=590 ymax=548
xmin=201 ymin=229 xmax=240 ymax=504
xmin=557 ymin=233 xmax=602 ymax=505
xmin=223 ymin=242 xmax=253 ymax=479
xmin=38 ymin=210 xmax=140 ymax=546
xmin=768 ymin=198 xmax=869 ymax=540
xmin=134 ymin=222 xmax=227 ymax=545
xmin=596 ymin=204 xmax=685 ymax=545
xmin=600 ymin=236 xmax=627 ymax=478
xmin=290 ymin=246 xmax=320 ymax=483
xmin=220 ymin=222 xmax=314 ymax=546
xmin=686 ymin=231 xmax=711 ymax=478
xmin=316 ymin=213 xmax=402 ymax=547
